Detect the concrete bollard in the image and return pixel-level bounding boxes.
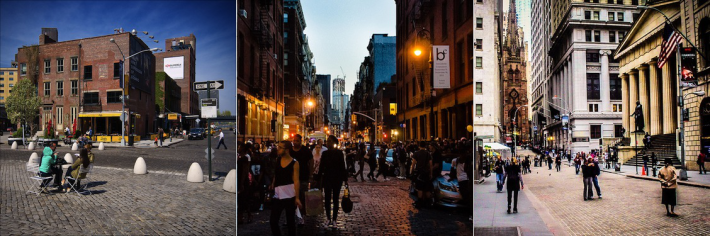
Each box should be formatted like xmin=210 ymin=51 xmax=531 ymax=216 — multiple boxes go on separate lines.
xmin=27 ymin=142 xmax=35 ymax=150
xmin=11 ymin=141 xmax=18 ymax=149
xmin=134 ymin=157 xmax=147 ymax=174
xmin=28 ymin=152 xmax=40 ymax=165
xmin=62 ymin=153 xmax=74 ymax=171
xmin=98 ymin=142 xmax=105 ymax=150
xmin=187 ymin=162 xmax=204 ymax=183
xmin=223 ymin=169 xmax=236 ymax=193
xmin=71 ymin=142 xmax=78 ymax=151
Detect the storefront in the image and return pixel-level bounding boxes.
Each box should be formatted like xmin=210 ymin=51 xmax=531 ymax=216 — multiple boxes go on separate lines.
xmin=79 ymin=111 xmax=140 ymax=143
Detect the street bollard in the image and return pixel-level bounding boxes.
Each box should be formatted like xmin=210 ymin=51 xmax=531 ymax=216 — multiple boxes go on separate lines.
xmin=27 ymin=142 xmax=35 ymax=150
xmin=98 ymin=142 xmax=105 ymax=151
xmin=223 ymin=169 xmax=236 ymax=193
xmin=11 ymin=141 xmax=17 ymax=149
xmin=134 ymin=157 xmax=147 ymax=174
xmin=187 ymin=162 xmax=204 ymax=183
xmin=28 ymin=152 xmax=39 ymax=166
xmin=71 ymin=142 xmax=78 ymax=151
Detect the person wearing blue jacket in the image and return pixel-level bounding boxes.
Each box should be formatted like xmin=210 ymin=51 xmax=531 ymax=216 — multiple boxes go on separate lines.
xmin=39 ymin=143 xmax=64 ymax=191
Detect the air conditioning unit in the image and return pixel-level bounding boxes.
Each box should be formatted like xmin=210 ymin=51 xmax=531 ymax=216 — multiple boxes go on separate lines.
xmin=273 ymin=53 xmax=278 ymax=59
xmin=239 ymin=9 xmax=247 ymax=18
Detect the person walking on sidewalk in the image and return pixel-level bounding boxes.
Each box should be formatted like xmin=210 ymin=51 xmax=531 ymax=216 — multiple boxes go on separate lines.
xmin=643 ymin=154 xmax=649 ymax=175
xmin=289 ymin=134 xmax=313 ymax=227
xmin=411 ymin=141 xmax=434 ymax=208
xmin=574 ymin=155 xmax=582 ymax=175
xmin=591 ymin=158 xmax=602 ymax=199
xmin=354 ymin=143 xmax=366 ymax=182
xmin=319 ymin=135 xmax=348 ymax=228
xmin=555 ymin=154 xmax=562 ymax=172
xmin=215 ymin=129 xmax=227 ymax=149
xmin=547 ymin=154 xmax=553 ymax=170
xmin=269 ymin=141 xmax=302 ymax=236
xmin=658 ymin=158 xmax=679 ymax=217
xmin=494 ymin=157 xmax=505 ymax=192
xmin=158 ymin=128 xmax=164 ymax=147
xmin=504 ymin=157 xmax=524 ymax=214
xmin=366 ymin=145 xmax=378 ymax=181
xmin=697 ymin=150 xmax=707 ymax=175
xmin=311 ymin=139 xmax=327 ymax=189
xmin=582 ymin=157 xmax=595 ymax=201
xmin=375 ymin=144 xmax=389 ymax=181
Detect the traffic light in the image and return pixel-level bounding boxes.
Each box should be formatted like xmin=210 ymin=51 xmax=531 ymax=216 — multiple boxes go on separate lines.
xmin=384 ymin=133 xmax=387 ymax=138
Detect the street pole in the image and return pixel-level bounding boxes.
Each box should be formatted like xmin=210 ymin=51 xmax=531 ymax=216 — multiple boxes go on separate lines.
xmin=429 ymin=46 xmax=434 ymax=142
xmin=677 ymin=43 xmax=688 ymax=180
xmin=207 ymin=84 xmax=212 ymax=181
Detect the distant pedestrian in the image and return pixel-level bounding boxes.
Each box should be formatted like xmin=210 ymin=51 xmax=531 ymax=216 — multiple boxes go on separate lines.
xmin=215 ymin=129 xmax=227 ymax=149
xmin=574 ymin=155 xmax=582 ymax=175
xmin=354 ymin=143 xmax=366 ymax=182
xmin=375 ymin=144 xmax=389 ymax=181
xmin=547 ymin=154 xmax=553 ymax=170
xmin=504 ymin=157 xmax=523 ymax=214
xmin=237 ymin=143 xmax=253 ymax=224
xmin=697 ymin=150 xmax=707 ymax=174
xmin=591 ymin=159 xmax=602 ymax=199
xmin=582 ymin=158 xmax=595 ymax=201
xmin=555 ymin=155 xmax=562 ymax=172
xmin=311 ymin=139 xmax=327 ymax=189
xmin=366 ymin=145 xmax=377 ymax=181
xmin=411 ymin=141 xmax=433 ymax=208
xmin=643 ymin=154 xmax=649 ymax=175
xmin=158 ymin=128 xmax=164 ymax=147
xmin=494 ymin=157 xmax=505 ymax=192
xmin=658 ymin=158 xmax=678 ymax=217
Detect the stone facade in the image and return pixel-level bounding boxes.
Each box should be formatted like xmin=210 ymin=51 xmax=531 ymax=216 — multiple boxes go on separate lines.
xmin=501 ymin=0 xmax=529 ymax=146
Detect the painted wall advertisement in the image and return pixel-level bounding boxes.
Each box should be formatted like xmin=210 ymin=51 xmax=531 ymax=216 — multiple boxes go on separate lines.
xmin=433 ymin=45 xmax=450 ymax=89
xmin=164 ymin=56 xmax=185 ymax=80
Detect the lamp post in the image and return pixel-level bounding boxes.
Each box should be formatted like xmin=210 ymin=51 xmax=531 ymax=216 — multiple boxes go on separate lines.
xmin=413 ymin=27 xmax=435 ymax=142
xmin=109 ymin=38 xmax=161 ymax=146
xmin=679 ymin=90 xmax=705 ymax=179
xmin=512 ymin=105 xmax=527 ymax=156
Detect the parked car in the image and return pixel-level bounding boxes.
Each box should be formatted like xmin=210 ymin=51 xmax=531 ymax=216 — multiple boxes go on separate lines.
xmin=432 ymin=159 xmax=464 ymax=208
xmin=188 ymin=128 xmax=206 ymax=140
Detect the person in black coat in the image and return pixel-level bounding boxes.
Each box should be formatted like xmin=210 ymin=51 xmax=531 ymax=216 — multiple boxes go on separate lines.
xmin=503 ymin=157 xmax=524 ymax=213
xmin=319 ymin=135 xmax=348 ymax=228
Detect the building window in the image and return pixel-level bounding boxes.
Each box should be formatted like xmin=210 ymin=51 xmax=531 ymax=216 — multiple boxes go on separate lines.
xmin=616 ymin=0 xmax=622 ymax=4
xmin=284 ymin=32 xmax=288 ymax=44
xmin=9 ymin=78 xmax=12 ymax=81
xmin=284 ymin=13 xmax=288 ymax=23
xmin=631 ymin=0 xmax=638 ymax=4
xmin=593 ymin=11 xmax=600 ymax=20
xmin=608 ymin=0 xmax=614 ymax=4
xmin=586 ymin=52 xmax=600 ymax=62
xmin=84 ymin=65 xmax=92 ymax=80
xmin=476 ymin=39 xmax=482 ymax=50
xmin=71 ymin=57 xmax=78 ymax=71
xmin=9 ymin=84 xmax=13 ymax=87
xmin=585 ymin=30 xmax=592 ymax=42
xmin=589 ymin=104 xmax=599 ymax=112
xmin=21 ymin=63 xmax=26 ymax=75
xmin=114 ymin=63 xmax=121 ymax=79
xmin=590 ymin=125 xmax=601 ymax=139
xmin=614 ymin=124 xmax=623 ymax=137
xmin=477 ymin=0 xmax=483 ymax=2
xmin=476 ymin=104 xmax=483 ymax=116
xmin=476 ymin=57 xmax=483 ymax=68
xmin=617 ymin=12 xmax=624 ymax=22
xmin=83 ymin=92 xmax=99 ymax=105
xmin=612 ymin=104 xmax=623 ymax=112
xmin=587 ymin=73 xmax=600 ymax=99
xmin=609 ymin=31 xmax=616 ymax=43
xmin=702 ymin=18 xmax=710 ymax=68
xmin=44 ymin=82 xmax=50 ymax=96
xmin=594 ymin=30 xmax=601 ymax=42
xmin=476 ymin=18 xmax=483 ymax=29
xmin=284 ymin=53 xmax=288 ymax=66
xmin=585 ymin=11 xmax=591 ymax=20
xmin=608 ymin=12 xmax=615 ymax=21
xmin=57 ymin=58 xmax=64 ymax=73
xmin=476 ymin=82 xmax=483 ymax=93
xmin=56 ymin=107 xmax=63 ymax=125
xmin=107 ymin=91 xmax=122 ymax=103
xmin=44 ymin=60 xmax=51 ymax=74
xmin=8 ymin=71 xmax=12 ymax=75
xmin=56 ymin=81 xmax=63 ymax=96
xmin=71 ymin=80 xmax=78 ymax=95
xmin=610 ymin=75 xmax=621 ymax=99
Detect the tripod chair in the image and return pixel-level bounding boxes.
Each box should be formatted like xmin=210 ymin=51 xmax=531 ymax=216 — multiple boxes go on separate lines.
xmin=64 ymin=164 xmax=93 ymax=196
xmin=26 ymin=164 xmax=54 ymax=196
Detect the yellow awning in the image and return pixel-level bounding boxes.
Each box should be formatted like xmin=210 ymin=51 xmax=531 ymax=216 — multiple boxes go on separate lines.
xmin=79 ymin=112 xmax=122 ymax=118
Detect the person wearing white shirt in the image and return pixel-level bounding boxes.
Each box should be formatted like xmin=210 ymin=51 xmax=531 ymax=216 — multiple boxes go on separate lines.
xmin=214 ymin=129 xmax=227 ymax=149
xmin=311 ymin=139 xmax=328 ymax=189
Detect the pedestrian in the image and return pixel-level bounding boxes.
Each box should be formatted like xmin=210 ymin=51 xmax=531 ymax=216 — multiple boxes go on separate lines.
xmin=289 ymin=134 xmax=313 ymax=226
xmin=494 ymin=156 xmax=505 ymax=192
xmin=64 ymin=126 xmax=70 ymax=138
xmin=547 ymin=154 xmax=553 ymax=170
xmin=269 ymin=141 xmax=302 ymax=236
xmin=215 ymin=129 xmax=227 ymax=149
xmin=604 ymin=152 xmax=610 ymax=169
xmin=643 ymin=154 xmax=649 ymax=175
xmin=658 ymin=158 xmax=678 ymax=217
xmin=504 ymin=157 xmax=523 ymax=214
xmin=451 ymin=145 xmax=472 ymax=220
xmin=375 ymin=144 xmax=389 ymax=180
xmin=697 ymin=150 xmax=707 ymax=174
xmin=398 ymin=143 xmax=408 ymax=179
xmin=319 ymin=135 xmax=348 ymax=228
xmin=60 ymin=147 xmax=92 ymax=193
xmin=555 ymin=154 xmax=562 ymax=172
xmin=87 ymin=127 xmax=93 ymax=140
xmin=354 ymin=143 xmax=366 ymax=182
xmin=644 ymin=132 xmax=651 ymax=149
xmin=582 ymin=157 xmax=595 ymax=201
xmin=591 ymin=158 xmax=602 ymax=199
xmin=574 ymin=155 xmax=582 ymax=175
xmin=430 ymin=143 xmax=443 ymax=178
xmin=411 ymin=141 xmax=433 ymax=208
xmin=238 ymin=142 xmax=253 ymax=224
xmin=366 ymin=145 xmax=378 ymax=181
xmin=311 ymin=139 xmax=327 ymax=189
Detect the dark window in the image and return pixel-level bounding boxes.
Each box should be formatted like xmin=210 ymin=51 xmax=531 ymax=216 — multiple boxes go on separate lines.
xmin=610 ymin=75 xmax=621 ymax=99
xmin=608 ymin=12 xmax=615 ymax=21
xmin=476 ymin=18 xmax=483 ymax=28
xmin=84 ymin=65 xmax=92 ymax=80
xmin=57 ymin=58 xmax=64 ymax=72
xmin=71 ymin=57 xmax=78 ymax=71
xmin=608 ymin=0 xmax=614 ymax=3
xmin=477 ymin=0 xmax=483 ymax=2
xmin=614 ymin=125 xmax=623 ymax=137
xmin=21 ymin=63 xmax=26 ymax=75
xmin=476 ymin=104 xmax=482 ymax=116
xmin=631 ymin=0 xmax=638 ymax=5
xmin=587 ymin=73 xmax=600 ymax=99
xmin=476 ymin=39 xmax=482 ymax=50
xmin=71 ymin=80 xmax=78 ymax=95
xmin=619 ymin=31 xmax=626 ymax=41
xmin=585 ymin=11 xmax=591 ymax=20
xmin=44 ymin=60 xmax=50 ymax=74
xmin=114 ymin=62 xmax=121 ymax=79
xmin=476 ymin=82 xmax=483 ymax=93
xmin=616 ymin=0 xmax=622 ymax=3
xmin=44 ymin=82 xmax=50 ymax=96
xmin=107 ymin=91 xmax=122 ymax=103
xmin=238 ymin=33 xmax=244 ymax=76
xmin=633 ymin=13 xmax=640 ymax=22
xmin=594 ymin=30 xmax=601 ymax=42
xmin=56 ymin=81 xmax=63 ymax=96
xmin=83 ymin=92 xmax=99 ymax=105
xmin=609 ymin=31 xmax=616 ymax=43
xmin=585 ymin=30 xmax=592 ymax=42
xmin=456 ymin=0 xmax=466 ymax=25
xmin=701 ymin=18 xmax=710 ymax=68
xmin=591 ymin=125 xmax=601 ymax=139
xmin=457 ymin=40 xmax=465 ymax=84
xmin=618 ymin=12 xmax=624 ymax=22
xmin=586 ymin=52 xmax=600 ymax=62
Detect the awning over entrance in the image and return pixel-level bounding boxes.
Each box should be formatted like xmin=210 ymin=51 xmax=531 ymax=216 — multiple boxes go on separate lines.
xmin=79 ymin=112 xmax=123 ymax=118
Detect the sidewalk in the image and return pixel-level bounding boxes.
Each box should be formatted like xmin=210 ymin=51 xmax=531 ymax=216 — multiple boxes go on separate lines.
xmin=601 ymin=164 xmax=710 ymax=188
xmin=101 ymin=138 xmax=184 ymax=148
xmin=474 ymin=174 xmax=555 ymax=236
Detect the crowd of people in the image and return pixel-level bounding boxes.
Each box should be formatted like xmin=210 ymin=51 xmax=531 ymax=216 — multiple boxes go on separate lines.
xmin=237 ymin=136 xmax=474 ymax=235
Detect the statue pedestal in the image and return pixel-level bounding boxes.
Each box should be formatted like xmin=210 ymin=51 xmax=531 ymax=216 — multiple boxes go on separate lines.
xmin=629 ymin=131 xmax=645 ymax=148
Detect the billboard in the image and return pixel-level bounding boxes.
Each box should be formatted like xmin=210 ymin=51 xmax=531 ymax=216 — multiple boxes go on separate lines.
xmin=164 ymin=56 xmax=185 ymax=79
xmin=389 ymin=103 xmax=397 ymax=115
xmin=433 ymin=45 xmax=451 ymax=89
xmin=680 ymin=47 xmax=697 ymax=88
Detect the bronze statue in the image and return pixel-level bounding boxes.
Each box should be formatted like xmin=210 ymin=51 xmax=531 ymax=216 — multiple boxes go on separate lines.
xmin=630 ymin=101 xmax=644 ymax=132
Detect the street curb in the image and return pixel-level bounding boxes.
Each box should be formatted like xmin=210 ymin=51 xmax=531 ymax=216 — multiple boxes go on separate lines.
xmin=600 ymin=169 xmax=710 ymax=189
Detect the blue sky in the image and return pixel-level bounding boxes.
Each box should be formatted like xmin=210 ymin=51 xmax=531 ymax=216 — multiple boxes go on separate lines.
xmin=0 ymin=0 xmax=236 ymax=114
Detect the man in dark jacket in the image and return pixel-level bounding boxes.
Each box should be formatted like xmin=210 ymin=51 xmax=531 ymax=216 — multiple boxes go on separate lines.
xmin=319 ymin=135 xmax=348 ymax=227
xmin=591 ymin=160 xmax=602 ymax=199
xmin=411 ymin=141 xmax=433 ymax=208
xmin=494 ymin=157 xmax=505 ymax=192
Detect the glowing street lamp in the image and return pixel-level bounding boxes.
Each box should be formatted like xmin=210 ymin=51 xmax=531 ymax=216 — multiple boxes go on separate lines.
xmin=413 ymin=49 xmax=422 ymax=56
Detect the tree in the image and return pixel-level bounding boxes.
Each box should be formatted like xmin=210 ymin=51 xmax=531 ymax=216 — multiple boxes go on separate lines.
xmin=219 ymin=110 xmax=232 ymax=117
xmin=6 ymin=79 xmax=41 ymax=136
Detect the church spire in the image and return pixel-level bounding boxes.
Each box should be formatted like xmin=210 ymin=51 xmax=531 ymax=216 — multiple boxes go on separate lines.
xmin=505 ymin=0 xmax=520 ymax=55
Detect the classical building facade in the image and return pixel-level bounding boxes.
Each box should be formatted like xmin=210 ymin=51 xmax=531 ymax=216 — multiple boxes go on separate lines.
xmin=530 ymin=0 xmax=552 ymax=148
xmin=501 ymin=0 xmax=529 ymax=146
xmin=615 ymin=0 xmax=710 ymax=170
xmin=237 ymin=0 xmax=285 ymax=143
xmin=543 ymin=0 xmax=640 ymax=154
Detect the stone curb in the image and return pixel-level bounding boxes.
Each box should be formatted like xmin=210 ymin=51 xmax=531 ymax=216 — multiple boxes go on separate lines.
xmin=601 ymin=169 xmax=710 ymax=189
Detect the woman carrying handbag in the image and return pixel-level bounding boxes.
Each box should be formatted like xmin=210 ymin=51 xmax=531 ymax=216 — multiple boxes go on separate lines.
xmin=319 ymin=135 xmax=349 ymax=228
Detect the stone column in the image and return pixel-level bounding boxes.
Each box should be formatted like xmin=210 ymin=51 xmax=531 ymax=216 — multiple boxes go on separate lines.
xmin=621 ymin=74 xmax=629 ymax=137
xmin=662 ymin=62 xmax=676 ymax=134
xmin=629 ymin=70 xmax=638 ymax=132
xmin=638 ymin=64 xmax=650 ymax=133
xmin=573 ymin=50 xmax=588 ymax=112
xmin=649 ymin=60 xmax=662 ymax=135
xmin=601 ymin=50 xmax=611 ymax=112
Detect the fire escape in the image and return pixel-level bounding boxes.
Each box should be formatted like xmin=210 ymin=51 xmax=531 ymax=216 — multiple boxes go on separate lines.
xmin=252 ymin=0 xmax=274 ymax=100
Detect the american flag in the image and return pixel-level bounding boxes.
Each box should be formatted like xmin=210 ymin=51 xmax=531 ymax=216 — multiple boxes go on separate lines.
xmin=657 ymin=22 xmax=683 ymax=68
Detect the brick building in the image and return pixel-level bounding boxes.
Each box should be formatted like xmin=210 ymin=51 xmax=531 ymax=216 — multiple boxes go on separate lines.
xmin=154 ymin=34 xmax=198 ymax=117
xmin=13 ymin=28 xmax=156 ymax=139
xmin=283 ymin=0 xmax=311 ymax=138
xmin=395 ymin=0 xmax=474 ymax=141
xmin=237 ymin=0 xmax=285 ymax=143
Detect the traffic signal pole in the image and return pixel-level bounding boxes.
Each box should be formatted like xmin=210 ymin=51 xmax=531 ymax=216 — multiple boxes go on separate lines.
xmin=207 ymin=84 xmax=212 ymax=181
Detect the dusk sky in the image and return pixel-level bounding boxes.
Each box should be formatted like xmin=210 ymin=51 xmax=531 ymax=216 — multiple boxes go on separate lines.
xmin=0 ymin=0 xmax=236 ymax=114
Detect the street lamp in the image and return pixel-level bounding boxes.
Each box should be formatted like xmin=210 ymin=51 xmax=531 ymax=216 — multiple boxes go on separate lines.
xmin=413 ymin=27 xmax=435 ymax=141
xmin=109 ymin=37 xmax=161 ymax=146
xmin=512 ymin=105 xmax=527 ymax=156
xmin=678 ymin=90 xmax=705 ymax=179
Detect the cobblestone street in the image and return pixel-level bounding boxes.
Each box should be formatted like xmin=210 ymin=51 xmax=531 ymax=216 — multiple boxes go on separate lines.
xmin=476 ymin=149 xmax=710 ymax=236
xmin=237 ymin=165 xmax=472 ymax=236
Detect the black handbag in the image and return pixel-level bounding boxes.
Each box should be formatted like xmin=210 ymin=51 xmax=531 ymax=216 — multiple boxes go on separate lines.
xmin=341 ymin=185 xmax=353 ymax=213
